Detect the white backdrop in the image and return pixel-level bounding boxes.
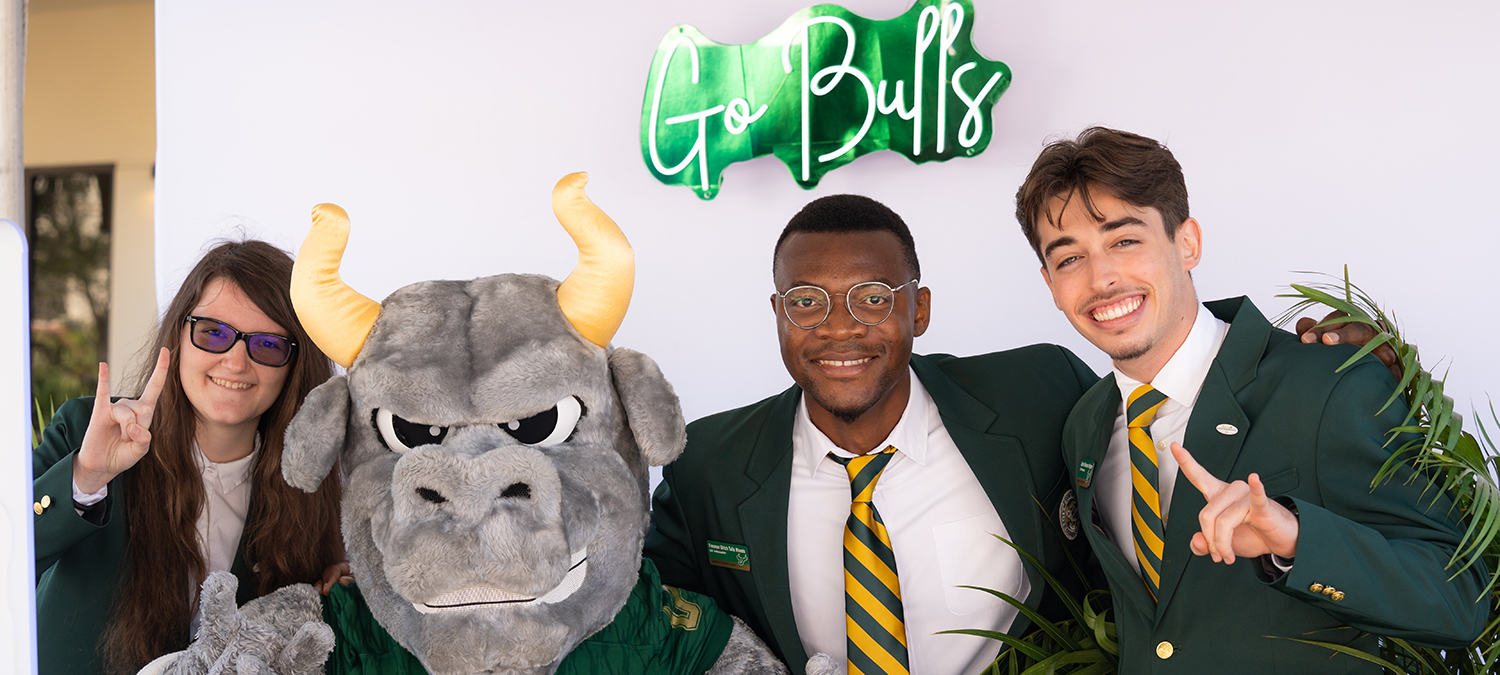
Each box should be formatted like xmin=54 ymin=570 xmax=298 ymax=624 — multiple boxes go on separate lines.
xmin=156 ymin=0 xmax=1499 ymax=431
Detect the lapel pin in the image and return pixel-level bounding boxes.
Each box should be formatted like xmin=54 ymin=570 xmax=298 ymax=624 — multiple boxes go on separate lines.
xmin=1216 ymin=423 xmax=1239 ymax=436
xmin=1059 ymin=490 xmax=1081 ymax=541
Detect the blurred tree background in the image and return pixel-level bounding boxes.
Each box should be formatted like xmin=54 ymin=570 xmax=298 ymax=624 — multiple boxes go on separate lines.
xmin=27 ymin=167 xmax=112 ymax=435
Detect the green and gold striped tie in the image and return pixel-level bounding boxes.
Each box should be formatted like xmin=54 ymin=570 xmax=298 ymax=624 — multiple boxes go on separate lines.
xmin=1127 ymin=384 xmax=1169 ymax=601
xmin=830 ymin=446 xmax=909 ymax=675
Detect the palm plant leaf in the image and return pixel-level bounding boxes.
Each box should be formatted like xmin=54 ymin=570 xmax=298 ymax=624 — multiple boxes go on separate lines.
xmin=1276 ymin=267 xmax=1500 ymax=674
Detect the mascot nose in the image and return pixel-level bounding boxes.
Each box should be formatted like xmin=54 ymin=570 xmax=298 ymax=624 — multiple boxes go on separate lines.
xmin=393 ymin=445 xmax=562 ymax=527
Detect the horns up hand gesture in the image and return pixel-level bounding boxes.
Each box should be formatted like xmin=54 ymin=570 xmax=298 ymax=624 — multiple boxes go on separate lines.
xmin=1171 ymin=442 xmax=1300 ymax=565
xmin=72 ymin=348 xmax=171 ymax=495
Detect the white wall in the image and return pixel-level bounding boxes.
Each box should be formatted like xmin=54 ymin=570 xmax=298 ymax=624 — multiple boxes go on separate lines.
xmin=156 ymin=1 xmax=1500 ymax=430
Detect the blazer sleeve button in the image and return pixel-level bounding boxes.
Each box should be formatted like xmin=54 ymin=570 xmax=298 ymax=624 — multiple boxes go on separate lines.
xmin=1309 ymin=583 xmax=1324 ymax=593
xmin=1331 ymin=591 xmax=1346 ymax=602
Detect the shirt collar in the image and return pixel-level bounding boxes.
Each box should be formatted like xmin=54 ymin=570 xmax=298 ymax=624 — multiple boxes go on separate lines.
xmin=192 ymin=436 xmax=261 ymax=492
xmin=1112 ymin=302 xmax=1230 ymax=406
xmin=794 ymin=367 xmax=931 ymax=477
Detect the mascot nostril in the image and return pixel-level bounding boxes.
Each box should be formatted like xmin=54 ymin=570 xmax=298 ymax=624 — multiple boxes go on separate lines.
xmin=500 ymin=482 xmax=532 ymax=500
xmin=156 ymin=173 xmax=799 ymax=675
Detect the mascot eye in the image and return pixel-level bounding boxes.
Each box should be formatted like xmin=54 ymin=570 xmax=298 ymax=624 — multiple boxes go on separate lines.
xmin=375 ymin=409 xmax=449 ymax=453
xmin=499 ymin=396 xmax=583 ymax=447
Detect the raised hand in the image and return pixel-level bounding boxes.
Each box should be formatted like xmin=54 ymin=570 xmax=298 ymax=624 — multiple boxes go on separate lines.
xmin=1171 ymin=442 xmax=1299 ymax=565
xmin=74 ymin=348 xmax=171 ymax=494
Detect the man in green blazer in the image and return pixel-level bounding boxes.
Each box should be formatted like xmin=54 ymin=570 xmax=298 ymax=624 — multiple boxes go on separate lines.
xmin=644 ymin=195 xmax=1099 ymax=675
xmin=1014 ymin=127 xmax=1487 ymax=673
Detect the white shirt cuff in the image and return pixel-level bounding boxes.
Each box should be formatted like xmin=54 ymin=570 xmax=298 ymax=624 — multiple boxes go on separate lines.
xmin=1271 ymin=554 xmax=1295 ymax=572
xmin=72 ymin=480 xmax=107 ymax=506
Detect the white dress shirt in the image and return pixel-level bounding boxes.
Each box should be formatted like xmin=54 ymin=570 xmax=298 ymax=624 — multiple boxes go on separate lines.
xmin=191 ymin=441 xmax=258 ymax=575
xmin=787 ymin=369 xmax=1029 ymax=674
xmin=1097 ymin=303 xmax=1228 ymax=574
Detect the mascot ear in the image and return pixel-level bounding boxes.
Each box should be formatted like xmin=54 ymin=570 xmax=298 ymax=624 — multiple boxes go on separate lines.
xmin=608 ymin=348 xmax=686 ymax=467
xmin=283 ymin=375 xmax=351 ymax=492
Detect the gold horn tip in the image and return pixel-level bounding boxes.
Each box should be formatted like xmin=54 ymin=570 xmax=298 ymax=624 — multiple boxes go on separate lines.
xmin=311 ymin=203 xmax=350 ymax=227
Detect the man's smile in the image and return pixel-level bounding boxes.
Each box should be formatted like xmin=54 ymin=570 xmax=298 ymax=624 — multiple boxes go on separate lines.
xmin=815 ymin=356 xmax=873 ymax=367
xmin=1088 ymin=294 xmax=1144 ymax=324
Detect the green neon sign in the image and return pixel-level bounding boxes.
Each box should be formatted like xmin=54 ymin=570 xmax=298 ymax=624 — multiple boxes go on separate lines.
xmin=641 ymin=0 xmax=1010 ymax=200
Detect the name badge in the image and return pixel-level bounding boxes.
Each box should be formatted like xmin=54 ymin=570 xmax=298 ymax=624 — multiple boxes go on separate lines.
xmin=707 ymin=540 xmax=750 ymax=571
xmin=1076 ymin=459 xmax=1096 ymax=488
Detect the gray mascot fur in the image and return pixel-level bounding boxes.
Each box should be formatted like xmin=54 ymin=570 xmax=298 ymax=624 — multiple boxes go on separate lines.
xmin=141 ymin=174 xmax=836 ymax=675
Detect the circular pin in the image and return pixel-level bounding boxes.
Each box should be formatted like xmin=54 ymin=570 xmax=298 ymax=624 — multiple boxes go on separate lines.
xmin=1156 ymin=641 xmax=1174 ymax=659
xmin=41 ymin=495 xmax=51 ymax=508
xmin=1216 ymin=424 xmax=1239 ymax=436
xmin=1059 ymin=489 xmax=1080 ymax=541
xmin=33 ymin=502 xmax=43 ymax=515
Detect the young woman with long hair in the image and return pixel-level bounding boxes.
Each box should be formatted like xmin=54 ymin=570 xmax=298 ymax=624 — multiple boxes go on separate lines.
xmin=33 ymin=240 xmax=346 ymax=675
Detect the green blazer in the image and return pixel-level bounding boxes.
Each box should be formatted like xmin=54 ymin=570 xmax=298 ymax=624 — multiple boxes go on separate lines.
xmin=33 ymin=397 xmax=257 ymax=675
xmin=644 ymin=347 xmax=1099 ymax=674
xmin=1063 ymin=298 xmax=1487 ymax=675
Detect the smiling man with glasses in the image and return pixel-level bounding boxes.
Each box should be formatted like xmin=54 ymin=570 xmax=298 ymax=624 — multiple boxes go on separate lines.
xmin=644 ymin=194 xmax=1100 ymax=675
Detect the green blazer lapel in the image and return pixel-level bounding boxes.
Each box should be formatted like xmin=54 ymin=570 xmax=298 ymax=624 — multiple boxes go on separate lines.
xmin=912 ymin=356 xmax=1044 ymax=616
xmin=1072 ymin=378 xmax=1156 ymax=613
xmin=737 ymin=387 xmax=807 ymax=666
xmin=1156 ymin=297 xmax=1267 ymax=618
xmin=1071 ymin=375 xmax=1118 ymax=535
xmin=1155 ymin=362 xmax=1249 ymax=618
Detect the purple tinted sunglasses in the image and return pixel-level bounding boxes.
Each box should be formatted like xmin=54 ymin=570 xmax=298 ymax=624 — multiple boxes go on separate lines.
xmin=185 ymin=316 xmax=297 ymax=367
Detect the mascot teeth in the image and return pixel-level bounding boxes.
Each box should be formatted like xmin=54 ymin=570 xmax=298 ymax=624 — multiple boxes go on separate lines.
xmin=412 ymin=549 xmax=588 ymax=614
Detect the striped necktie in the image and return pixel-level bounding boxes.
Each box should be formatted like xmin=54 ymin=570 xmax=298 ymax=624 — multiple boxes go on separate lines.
xmin=1127 ymin=384 xmax=1169 ymax=601
xmin=829 ymin=446 xmax=909 ymax=675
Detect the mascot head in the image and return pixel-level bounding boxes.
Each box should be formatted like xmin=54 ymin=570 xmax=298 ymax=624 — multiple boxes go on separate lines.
xmin=281 ymin=173 xmax=686 ymax=674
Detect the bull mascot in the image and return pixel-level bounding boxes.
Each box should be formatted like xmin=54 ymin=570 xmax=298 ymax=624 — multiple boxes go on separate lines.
xmin=143 ymin=174 xmax=828 ymax=675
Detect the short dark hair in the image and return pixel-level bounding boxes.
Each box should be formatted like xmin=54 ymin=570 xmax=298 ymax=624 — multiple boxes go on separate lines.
xmin=773 ymin=194 xmax=921 ymax=280
xmin=1015 ymin=127 xmax=1190 ymax=263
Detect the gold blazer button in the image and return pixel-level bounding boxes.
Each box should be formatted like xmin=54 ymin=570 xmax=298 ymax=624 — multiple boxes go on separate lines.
xmin=1309 ymin=583 xmax=1324 ymax=593
xmin=1156 ymin=641 xmax=1174 ymax=659
xmin=33 ymin=502 xmax=43 ymax=515
xmin=41 ymin=495 xmax=51 ymax=508
xmin=1331 ymin=591 xmax=1346 ymax=602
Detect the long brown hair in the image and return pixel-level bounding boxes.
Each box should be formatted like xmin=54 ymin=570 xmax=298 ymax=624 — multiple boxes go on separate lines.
xmin=101 ymin=240 xmax=343 ymax=674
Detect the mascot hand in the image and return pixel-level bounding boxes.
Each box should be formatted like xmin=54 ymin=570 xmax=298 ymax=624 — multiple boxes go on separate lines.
xmin=803 ymin=654 xmax=842 ymax=675
xmin=704 ymin=616 xmax=792 ymax=674
xmin=138 ymin=571 xmax=333 ymax=675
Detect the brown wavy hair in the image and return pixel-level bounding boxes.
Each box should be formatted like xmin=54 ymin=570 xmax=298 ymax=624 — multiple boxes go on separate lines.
xmin=1014 ymin=126 xmax=1190 ymax=264
xmin=100 ymin=240 xmax=343 ymax=675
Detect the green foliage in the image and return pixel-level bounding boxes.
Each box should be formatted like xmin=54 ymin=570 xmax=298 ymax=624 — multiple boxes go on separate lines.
xmin=946 ymin=531 xmax=1119 ymax=674
xmin=32 ymin=399 xmax=55 ymax=449
xmin=30 ymin=319 xmax=97 ymax=438
xmin=1275 ymin=267 xmax=1500 ymax=674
